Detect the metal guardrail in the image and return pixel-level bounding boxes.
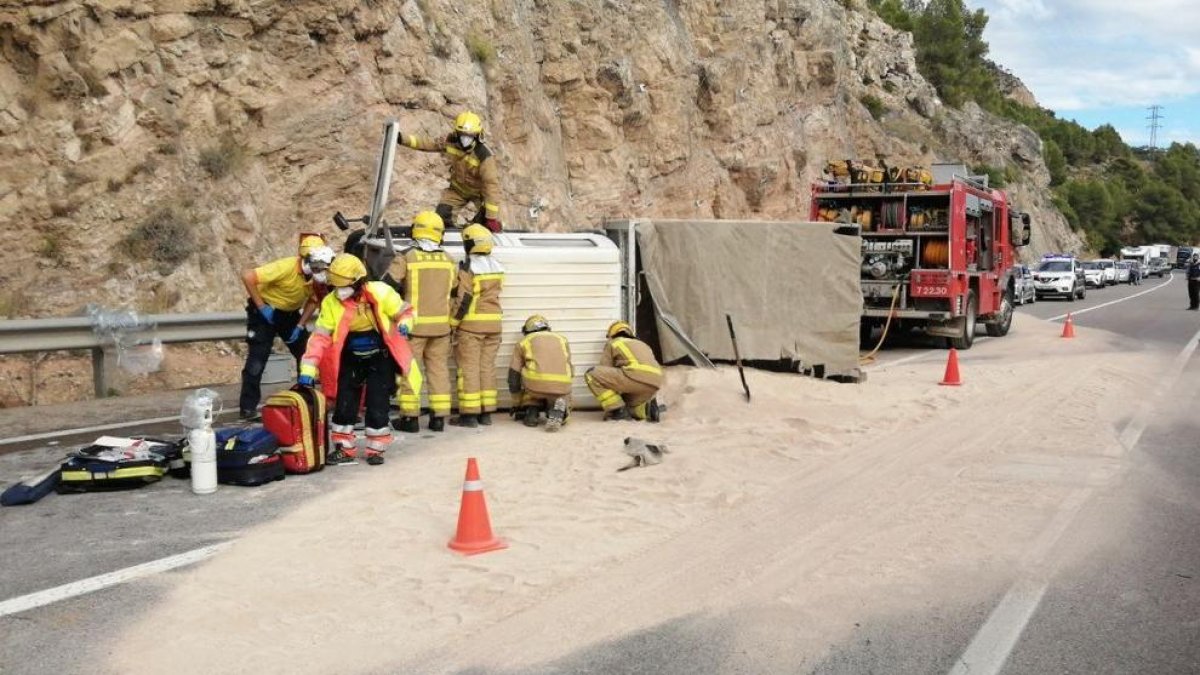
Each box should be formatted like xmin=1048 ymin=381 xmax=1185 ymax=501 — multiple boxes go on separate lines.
xmin=0 ymin=312 xmax=244 ymax=397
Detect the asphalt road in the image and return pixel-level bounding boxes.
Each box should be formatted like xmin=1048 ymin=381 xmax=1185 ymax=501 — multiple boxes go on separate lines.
xmin=2 ymin=274 xmax=1197 ymax=674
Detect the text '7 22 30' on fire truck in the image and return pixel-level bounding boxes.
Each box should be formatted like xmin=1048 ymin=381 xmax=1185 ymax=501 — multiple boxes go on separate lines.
xmin=813 ymin=162 xmax=1032 ymax=350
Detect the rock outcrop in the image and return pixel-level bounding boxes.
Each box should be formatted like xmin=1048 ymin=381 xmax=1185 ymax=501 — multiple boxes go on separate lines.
xmin=0 ymin=0 xmax=1082 ymax=318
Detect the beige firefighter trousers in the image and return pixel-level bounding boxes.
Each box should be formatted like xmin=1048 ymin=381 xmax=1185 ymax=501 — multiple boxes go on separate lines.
xmin=585 ymin=366 xmax=658 ymax=411
xmin=455 ymin=331 xmax=501 ymax=415
xmin=398 ymin=334 xmax=452 ymax=416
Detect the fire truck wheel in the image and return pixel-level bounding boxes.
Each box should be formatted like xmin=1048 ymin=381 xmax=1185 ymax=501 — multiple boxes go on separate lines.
xmin=950 ymin=291 xmax=977 ymax=350
xmin=985 ymin=288 xmax=1013 ymax=338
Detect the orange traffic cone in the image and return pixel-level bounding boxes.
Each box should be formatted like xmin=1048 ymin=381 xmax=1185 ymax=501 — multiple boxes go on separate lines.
xmin=939 ymin=348 xmax=962 ymax=386
xmin=448 ymin=457 xmax=507 ymax=555
xmin=1061 ymin=314 xmax=1076 ymax=339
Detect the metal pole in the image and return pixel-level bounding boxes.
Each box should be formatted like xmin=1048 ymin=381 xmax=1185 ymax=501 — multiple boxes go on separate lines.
xmin=91 ymin=347 xmax=107 ymax=398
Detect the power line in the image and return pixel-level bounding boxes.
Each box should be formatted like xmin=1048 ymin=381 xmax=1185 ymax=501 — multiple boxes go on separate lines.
xmin=1147 ymin=105 xmax=1164 ymax=151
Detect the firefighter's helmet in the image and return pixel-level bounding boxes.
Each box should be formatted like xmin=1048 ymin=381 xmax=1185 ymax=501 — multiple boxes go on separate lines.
xmin=522 ymin=314 xmax=550 ymax=335
xmin=306 ymin=245 xmax=335 ymax=269
xmin=412 ymin=211 xmax=445 ymax=243
xmin=606 ymin=320 xmax=633 ymax=340
xmin=454 ymin=111 xmax=484 ymax=137
xmin=327 ymin=253 xmax=367 ymax=288
xmin=298 ymin=233 xmax=327 ymax=258
xmin=462 ymin=224 xmax=494 ymax=255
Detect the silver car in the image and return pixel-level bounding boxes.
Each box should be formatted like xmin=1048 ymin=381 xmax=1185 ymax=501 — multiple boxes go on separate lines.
xmin=1012 ymin=264 xmax=1036 ymax=305
xmin=1114 ymin=261 xmax=1132 ymax=284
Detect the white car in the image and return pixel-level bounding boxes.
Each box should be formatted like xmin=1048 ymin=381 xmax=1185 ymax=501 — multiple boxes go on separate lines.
xmin=1012 ymin=265 xmax=1036 ymax=304
xmin=1034 ymin=258 xmax=1086 ymax=301
xmin=1080 ymin=261 xmax=1106 ymax=288
xmin=1096 ymin=259 xmax=1117 ymax=285
xmin=1114 ymin=261 xmax=1132 ymax=284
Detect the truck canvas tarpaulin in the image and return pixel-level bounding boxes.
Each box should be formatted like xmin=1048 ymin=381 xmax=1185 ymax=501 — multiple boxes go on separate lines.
xmin=629 ymin=219 xmax=862 ymax=377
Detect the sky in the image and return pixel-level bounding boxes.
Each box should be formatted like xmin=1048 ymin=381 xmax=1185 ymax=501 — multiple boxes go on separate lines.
xmin=973 ymin=0 xmax=1200 ymax=147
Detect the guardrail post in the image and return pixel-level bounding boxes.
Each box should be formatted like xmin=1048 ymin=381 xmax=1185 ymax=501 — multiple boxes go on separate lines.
xmin=91 ymin=347 xmax=108 ymax=399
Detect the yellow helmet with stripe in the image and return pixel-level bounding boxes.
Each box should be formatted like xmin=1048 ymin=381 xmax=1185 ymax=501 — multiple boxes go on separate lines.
xmin=327 ymin=253 xmax=367 ymax=288
xmin=412 ymin=211 xmax=445 ymax=243
xmin=454 ymin=111 xmax=484 ymax=136
xmin=522 ymin=314 xmax=550 ymax=335
xmin=298 ymin=233 xmax=327 ymax=258
xmin=462 ymin=224 xmax=494 ymax=255
xmin=606 ymin=320 xmax=633 ymax=339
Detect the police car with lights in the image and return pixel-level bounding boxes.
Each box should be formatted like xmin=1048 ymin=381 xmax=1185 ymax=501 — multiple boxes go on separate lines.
xmin=1034 ymin=253 xmax=1086 ymax=301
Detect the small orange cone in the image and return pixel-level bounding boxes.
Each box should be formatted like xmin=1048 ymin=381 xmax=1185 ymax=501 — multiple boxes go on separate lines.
xmin=448 ymin=457 xmax=507 ymax=555
xmin=1061 ymin=314 xmax=1076 ymax=339
xmin=939 ymin=348 xmax=962 ymax=386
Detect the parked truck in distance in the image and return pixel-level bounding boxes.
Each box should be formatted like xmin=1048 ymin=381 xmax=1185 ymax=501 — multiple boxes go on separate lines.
xmin=1120 ymin=246 xmax=1156 ymax=267
xmin=1176 ymin=246 xmax=1194 ymax=269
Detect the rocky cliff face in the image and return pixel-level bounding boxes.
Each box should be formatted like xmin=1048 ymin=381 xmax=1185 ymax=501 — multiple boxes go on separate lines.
xmin=0 ymin=0 xmax=1082 ymax=318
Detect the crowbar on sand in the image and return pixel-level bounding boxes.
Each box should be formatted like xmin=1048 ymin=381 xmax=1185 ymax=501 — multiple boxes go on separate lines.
xmin=725 ymin=313 xmax=751 ymax=402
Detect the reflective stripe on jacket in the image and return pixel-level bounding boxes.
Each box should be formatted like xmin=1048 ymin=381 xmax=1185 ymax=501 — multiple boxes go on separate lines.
xmin=602 ymin=337 xmax=664 ymax=388
xmin=393 ymin=247 xmax=455 ymax=337
xmin=400 ymin=133 xmax=502 ymax=219
xmin=299 ymin=281 xmax=421 ymax=401
xmin=509 ymin=331 xmax=573 ymax=396
xmin=451 ymin=255 xmax=504 ymax=334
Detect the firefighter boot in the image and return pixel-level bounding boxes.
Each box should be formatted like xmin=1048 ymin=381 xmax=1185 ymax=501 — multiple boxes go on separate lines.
xmin=392 ymin=416 xmax=420 ymax=433
xmin=546 ymin=397 xmax=568 ymax=433
xmin=522 ymin=406 xmax=541 ymax=428
xmin=450 ymin=414 xmax=479 ymax=428
xmin=478 ymin=412 xmax=493 ymax=426
xmin=428 ymin=414 xmax=445 ymax=432
xmin=603 ymin=407 xmax=629 ymax=421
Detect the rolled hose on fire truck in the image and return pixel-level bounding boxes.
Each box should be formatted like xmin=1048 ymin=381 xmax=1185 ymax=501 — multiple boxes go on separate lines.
xmin=859 ymin=275 xmax=906 ymax=365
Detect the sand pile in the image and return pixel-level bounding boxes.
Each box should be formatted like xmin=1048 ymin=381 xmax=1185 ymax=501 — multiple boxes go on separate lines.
xmin=106 ymin=315 xmax=1165 ymax=673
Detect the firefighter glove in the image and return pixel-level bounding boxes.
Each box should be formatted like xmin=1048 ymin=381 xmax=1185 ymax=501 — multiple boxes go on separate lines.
xmin=258 ymin=304 xmax=276 ymax=323
xmin=297 ymin=373 xmax=315 ymax=388
xmin=507 ymin=369 xmax=523 ymax=394
xmin=485 ymin=218 xmax=501 ymax=233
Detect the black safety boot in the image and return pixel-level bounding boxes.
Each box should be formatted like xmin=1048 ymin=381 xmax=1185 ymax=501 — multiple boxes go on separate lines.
xmin=603 ymin=407 xmax=629 ymax=421
xmin=647 ymin=397 xmax=662 ymax=423
xmin=477 ymin=412 xmax=493 ymax=426
xmin=428 ymin=415 xmax=445 ymax=432
xmin=450 ymin=414 xmax=479 ymax=428
xmin=522 ymin=406 xmax=541 ymax=428
xmin=392 ymin=416 xmax=420 ymax=433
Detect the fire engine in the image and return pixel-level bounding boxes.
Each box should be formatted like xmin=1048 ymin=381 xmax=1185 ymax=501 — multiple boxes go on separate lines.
xmin=811 ymin=163 xmax=1032 ymax=349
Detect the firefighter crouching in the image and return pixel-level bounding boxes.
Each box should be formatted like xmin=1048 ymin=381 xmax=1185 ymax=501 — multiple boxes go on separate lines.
xmin=238 ymin=234 xmax=334 ymax=419
xmin=393 ymin=211 xmax=456 ymax=433
xmin=449 ymin=224 xmax=505 ymax=428
xmin=299 ymin=253 xmax=420 ymax=466
xmin=397 ymin=111 xmax=503 ymax=232
xmin=586 ymin=321 xmax=664 ymax=422
xmin=508 ymin=315 xmax=573 ymax=432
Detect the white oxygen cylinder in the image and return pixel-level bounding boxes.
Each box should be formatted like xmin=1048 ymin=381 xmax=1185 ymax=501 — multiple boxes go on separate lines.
xmin=183 ymin=391 xmax=218 ymax=495
xmin=189 ymin=426 xmax=217 ymax=495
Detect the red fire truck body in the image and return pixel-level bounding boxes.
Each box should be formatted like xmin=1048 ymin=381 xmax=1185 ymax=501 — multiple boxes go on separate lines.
xmin=810 ymin=172 xmax=1031 ymax=349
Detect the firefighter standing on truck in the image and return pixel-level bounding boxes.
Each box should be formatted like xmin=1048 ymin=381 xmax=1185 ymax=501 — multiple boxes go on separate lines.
xmin=448 ymin=224 xmax=505 ymax=429
xmin=509 ymin=315 xmax=573 ymax=432
xmin=397 ymin=111 xmax=503 ymax=232
xmin=238 ymin=234 xmax=334 ymax=420
xmin=298 ymin=253 xmax=420 ymax=466
xmin=586 ymin=321 xmax=664 ymax=422
xmin=393 ymin=212 xmax=456 ymax=433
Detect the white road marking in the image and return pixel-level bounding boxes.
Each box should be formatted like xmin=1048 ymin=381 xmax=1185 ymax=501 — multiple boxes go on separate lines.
xmin=0 ymin=542 xmax=231 ymax=618
xmin=948 ymin=319 xmax=1200 ymax=675
xmin=1046 ymin=273 xmax=1174 ymax=322
xmin=0 ymin=409 xmax=238 ymax=446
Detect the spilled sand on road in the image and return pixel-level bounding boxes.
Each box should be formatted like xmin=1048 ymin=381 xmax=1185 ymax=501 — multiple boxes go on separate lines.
xmin=106 ymin=315 xmax=1168 ymax=673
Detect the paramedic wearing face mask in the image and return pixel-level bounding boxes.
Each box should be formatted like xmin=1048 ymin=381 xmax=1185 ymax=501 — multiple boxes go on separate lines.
xmin=396 ymin=111 xmax=504 ymax=233
xmin=237 ymin=234 xmax=333 ymax=419
xmin=298 ymin=253 xmax=420 ymax=466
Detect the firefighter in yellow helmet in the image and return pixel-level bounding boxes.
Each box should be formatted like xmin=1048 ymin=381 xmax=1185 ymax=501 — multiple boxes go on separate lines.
xmin=299 ymin=253 xmax=419 ymax=466
xmin=391 ymin=211 xmax=456 ymax=433
xmin=586 ymin=320 xmax=664 ymax=421
xmin=508 ymin=315 xmax=574 ymax=432
xmin=448 ymin=224 xmax=505 ymax=428
xmin=397 ymin=111 xmax=503 ymax=232
xmin=237 ymin=233 xmax=333 ymax=419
